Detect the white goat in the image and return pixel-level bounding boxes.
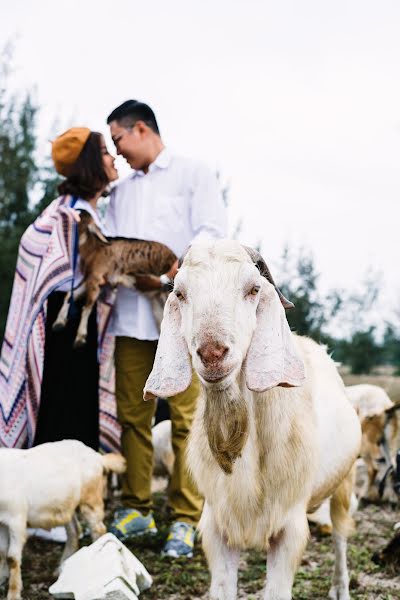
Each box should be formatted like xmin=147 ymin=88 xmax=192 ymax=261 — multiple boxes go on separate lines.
xmin=0 ymin=440 xmax=126 ymax=600
xmin=144 ymin=240 xmax=361 ymax=600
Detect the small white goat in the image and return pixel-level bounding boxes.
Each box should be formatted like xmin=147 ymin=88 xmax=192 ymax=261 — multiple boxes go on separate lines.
xmin=144 ymin=240 xmax=361 ymax=600
xmin=0 ymin=440 xmax=126 ymax=600
xmin=152 ymin=420 xmax=174 ymax=478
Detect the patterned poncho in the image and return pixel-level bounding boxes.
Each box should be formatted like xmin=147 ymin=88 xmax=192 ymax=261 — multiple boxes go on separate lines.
xmin=0 ymin=196 xmax=120 ymax=451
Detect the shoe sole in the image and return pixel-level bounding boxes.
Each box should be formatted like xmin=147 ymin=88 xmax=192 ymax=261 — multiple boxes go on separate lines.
xmin=161 ymin=549 xmax=193 ymax=558
xmin=114 ymin=527 xmax=158 ymax=541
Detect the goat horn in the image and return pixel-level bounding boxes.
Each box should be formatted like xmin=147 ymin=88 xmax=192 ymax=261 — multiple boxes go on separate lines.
xmin=243 ymin=246 xmax=294 ymax=309
xmin=87 ymin=222 xmax=111 ymax=245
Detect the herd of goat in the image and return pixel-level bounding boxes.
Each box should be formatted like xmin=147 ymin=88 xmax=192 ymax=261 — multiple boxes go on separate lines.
xmin=0 ymin=212 xmax=399 ymax=600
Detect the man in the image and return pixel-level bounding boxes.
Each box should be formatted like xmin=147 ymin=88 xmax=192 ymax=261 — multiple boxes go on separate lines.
xmin=105 ymin=100 xmax=226 ymax=557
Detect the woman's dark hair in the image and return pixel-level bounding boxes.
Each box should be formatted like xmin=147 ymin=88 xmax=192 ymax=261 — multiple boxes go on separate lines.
xmin=58 ymin=132 xmax=109 ymax=200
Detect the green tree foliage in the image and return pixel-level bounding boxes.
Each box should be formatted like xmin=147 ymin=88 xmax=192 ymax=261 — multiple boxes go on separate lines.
xmin=275 ymin=246 xmax=389 ymax=374
xmin=0 ymin=46 xmax=60 ymax=340
xmin=336 ymin=327 xmax=382 ymax=375
xmin=277 ymin=246 xmax=341 ymax=342
xmin=382 ymin=322 xmax=400 ymax=374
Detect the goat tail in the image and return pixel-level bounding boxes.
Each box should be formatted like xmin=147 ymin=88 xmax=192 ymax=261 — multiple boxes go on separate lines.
xmin=101 ymin=452 xmax=127 ymax=474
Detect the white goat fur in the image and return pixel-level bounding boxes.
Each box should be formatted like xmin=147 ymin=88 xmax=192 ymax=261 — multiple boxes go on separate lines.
xmin=308 ymin=384 xmax=394 ymax=531
xmin=144 ymin=240 xmax=361 ymax=600
xmin=0 ymin=440 xmax=125 ymax=600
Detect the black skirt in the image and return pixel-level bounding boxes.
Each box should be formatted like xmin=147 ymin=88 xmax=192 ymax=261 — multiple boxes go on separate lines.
xmin=33 ymin=291 xmax=100 ymax=450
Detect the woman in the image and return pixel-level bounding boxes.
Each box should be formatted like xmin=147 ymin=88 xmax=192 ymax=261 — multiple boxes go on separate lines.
xmin=0 ymin=128 xmax=120 ymax=454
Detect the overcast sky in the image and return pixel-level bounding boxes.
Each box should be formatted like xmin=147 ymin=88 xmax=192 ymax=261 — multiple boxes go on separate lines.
xmin=2 ymin=0 xmax=400 ymax=329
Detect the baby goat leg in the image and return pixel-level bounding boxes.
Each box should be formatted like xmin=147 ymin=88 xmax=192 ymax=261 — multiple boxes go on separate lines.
xmin=74 ymin=279 xmax=100 ymax=347
xmin=5 ymin=522 xmax=25 ymax=600
xmin=59 ymin=515 xmax=80 ymax=567
xmin=264 ymin=507 xmax=309 ymax=600
xmin=53 ymin=282 xmax=87 ymax=331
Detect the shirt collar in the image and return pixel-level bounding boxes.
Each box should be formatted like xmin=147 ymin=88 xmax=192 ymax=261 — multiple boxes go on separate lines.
xmin=131 ymin=147 xmax=171 ymax=178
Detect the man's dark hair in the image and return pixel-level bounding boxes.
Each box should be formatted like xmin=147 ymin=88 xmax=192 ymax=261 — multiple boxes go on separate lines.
xmin=58 ymin=132 xmax=109 ymax=200
xmin=106 ymin=100 xmax=160 ymax=135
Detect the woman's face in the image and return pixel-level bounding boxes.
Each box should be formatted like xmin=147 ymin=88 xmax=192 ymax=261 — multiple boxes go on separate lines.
xmin=100 ymin=136 xmax=118 ymax=182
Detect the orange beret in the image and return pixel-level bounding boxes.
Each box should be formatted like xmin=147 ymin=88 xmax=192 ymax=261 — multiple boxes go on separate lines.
xmin=51 ymin=127 xmax=91 ymax=176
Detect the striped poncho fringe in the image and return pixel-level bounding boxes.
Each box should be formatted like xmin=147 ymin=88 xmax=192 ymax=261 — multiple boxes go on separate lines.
xmin=0 ymin=196 xmax=121 ymax=451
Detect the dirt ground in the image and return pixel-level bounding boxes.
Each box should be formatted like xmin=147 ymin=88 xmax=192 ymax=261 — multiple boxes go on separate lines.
xmin=1 ymin=372 xmax=400 ymax=599
xmin=1 ymin=492 xmax=399 ymax=600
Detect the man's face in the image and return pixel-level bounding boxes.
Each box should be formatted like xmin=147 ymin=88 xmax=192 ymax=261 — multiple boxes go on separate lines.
xmin=109 ymin=121 xmax=147 ymax=170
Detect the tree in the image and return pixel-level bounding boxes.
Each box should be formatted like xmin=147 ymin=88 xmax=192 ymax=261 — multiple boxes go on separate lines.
xmin=0 ymin=45 xmax=60 ymax=340
xmin=382 ymin=322 xmax=400 ymax=374
xmin=340 ymin=327 xmax=382 ymax=375
xmin=277 ymin=245 xmax=341 ymax=342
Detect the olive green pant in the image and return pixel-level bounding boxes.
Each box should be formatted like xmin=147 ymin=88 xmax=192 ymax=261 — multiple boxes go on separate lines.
xmin=115 ymin=336 xmax=203 ymax=525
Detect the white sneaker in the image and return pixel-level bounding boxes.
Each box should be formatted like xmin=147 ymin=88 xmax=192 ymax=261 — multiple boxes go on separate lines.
xmin=27 ymin=526 xmax=67 ymax=543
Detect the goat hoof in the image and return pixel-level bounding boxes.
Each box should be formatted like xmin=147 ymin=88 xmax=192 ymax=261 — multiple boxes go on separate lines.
xmin=73 ymin=337 xmax=86 ymax=349
xmin=328 ymin=585 xmax=350 ymax=600
xmin=52 ymin=321 xmax=66 ymax=332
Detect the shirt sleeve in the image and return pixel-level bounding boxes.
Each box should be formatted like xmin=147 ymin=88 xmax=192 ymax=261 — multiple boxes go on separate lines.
xmin=104 ymin=188 xmax=117 ymax=237
xmin=189 ymin=163 xmax=228 ymax=244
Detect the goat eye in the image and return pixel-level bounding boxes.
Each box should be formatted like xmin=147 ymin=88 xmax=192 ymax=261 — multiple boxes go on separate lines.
xmin=248 ymin=285 xmax=260 ymax=296
xmin=175 ymin=290 xmax=185 ymax=301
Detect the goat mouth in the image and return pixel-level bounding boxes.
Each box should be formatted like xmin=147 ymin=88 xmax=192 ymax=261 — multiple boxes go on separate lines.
xmin=201 ymin=368 xmax=234 ymax=384
xmin=202 ymin=374 xmax=226 ymax=383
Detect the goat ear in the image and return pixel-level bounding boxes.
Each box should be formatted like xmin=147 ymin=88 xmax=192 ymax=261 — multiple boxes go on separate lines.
xmin=245 ymin=280 xmax=305 ymax=392
xmin=144 ymin=294 xmax=192 ymax=400
xmin=88 ymin=222 xmax=110 ymax=244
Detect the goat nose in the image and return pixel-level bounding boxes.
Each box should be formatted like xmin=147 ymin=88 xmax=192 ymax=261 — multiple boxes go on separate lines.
xmin=197 ymin=342 xmax=228 ymax=366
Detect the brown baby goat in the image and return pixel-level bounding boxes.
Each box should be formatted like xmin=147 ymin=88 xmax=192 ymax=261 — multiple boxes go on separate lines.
xmin=53 ymin=210 xmax=177 ymax=346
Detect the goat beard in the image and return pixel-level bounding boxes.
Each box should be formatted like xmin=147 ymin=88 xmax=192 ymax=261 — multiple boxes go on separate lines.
xmin=203 ymin=382 xmax=249 ymax=475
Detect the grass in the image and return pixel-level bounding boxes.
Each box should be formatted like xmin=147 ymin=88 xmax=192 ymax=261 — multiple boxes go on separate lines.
xmin=2 ymin=495 xmax=398 ymax=600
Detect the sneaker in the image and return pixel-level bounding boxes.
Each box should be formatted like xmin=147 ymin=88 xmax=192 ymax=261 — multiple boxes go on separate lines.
xmin=162 ymin=521 xmax=196 ymax=558
xmin=109 ymin=508 xmax=157 ymax=541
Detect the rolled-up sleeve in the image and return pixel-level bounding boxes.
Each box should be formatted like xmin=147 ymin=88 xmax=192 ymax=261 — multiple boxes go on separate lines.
xmin=189 ymin=164 xmax=227 ymax=244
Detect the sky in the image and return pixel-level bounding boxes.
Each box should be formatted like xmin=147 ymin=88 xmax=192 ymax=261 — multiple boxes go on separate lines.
xmin=2 ymin=0 xmax=400 ymax=330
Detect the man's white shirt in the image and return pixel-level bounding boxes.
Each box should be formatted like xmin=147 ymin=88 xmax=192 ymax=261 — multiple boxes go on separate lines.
xmin=105 ymin=148 xmax=227 ymax=340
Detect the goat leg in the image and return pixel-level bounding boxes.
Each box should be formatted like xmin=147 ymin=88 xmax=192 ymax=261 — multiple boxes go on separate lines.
xmin=328 ymin=468 xmax=356 ymax=600
xmin=4 ymin=521 xmax=25 ymax=600
xmin=0 ymin=524 xmax=9 ymax=585
xmin=57 ymin=515 xmax=80 ymax=573
xmin=200 ymin=503 xmax=240 ymax=600
xmin=264 ymin=507 xmax=309 ymax=600
xmin=52 ymin=282 xmax=87 ymax=332
xmin=74 ymin=279 xmax=101 ymax=348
